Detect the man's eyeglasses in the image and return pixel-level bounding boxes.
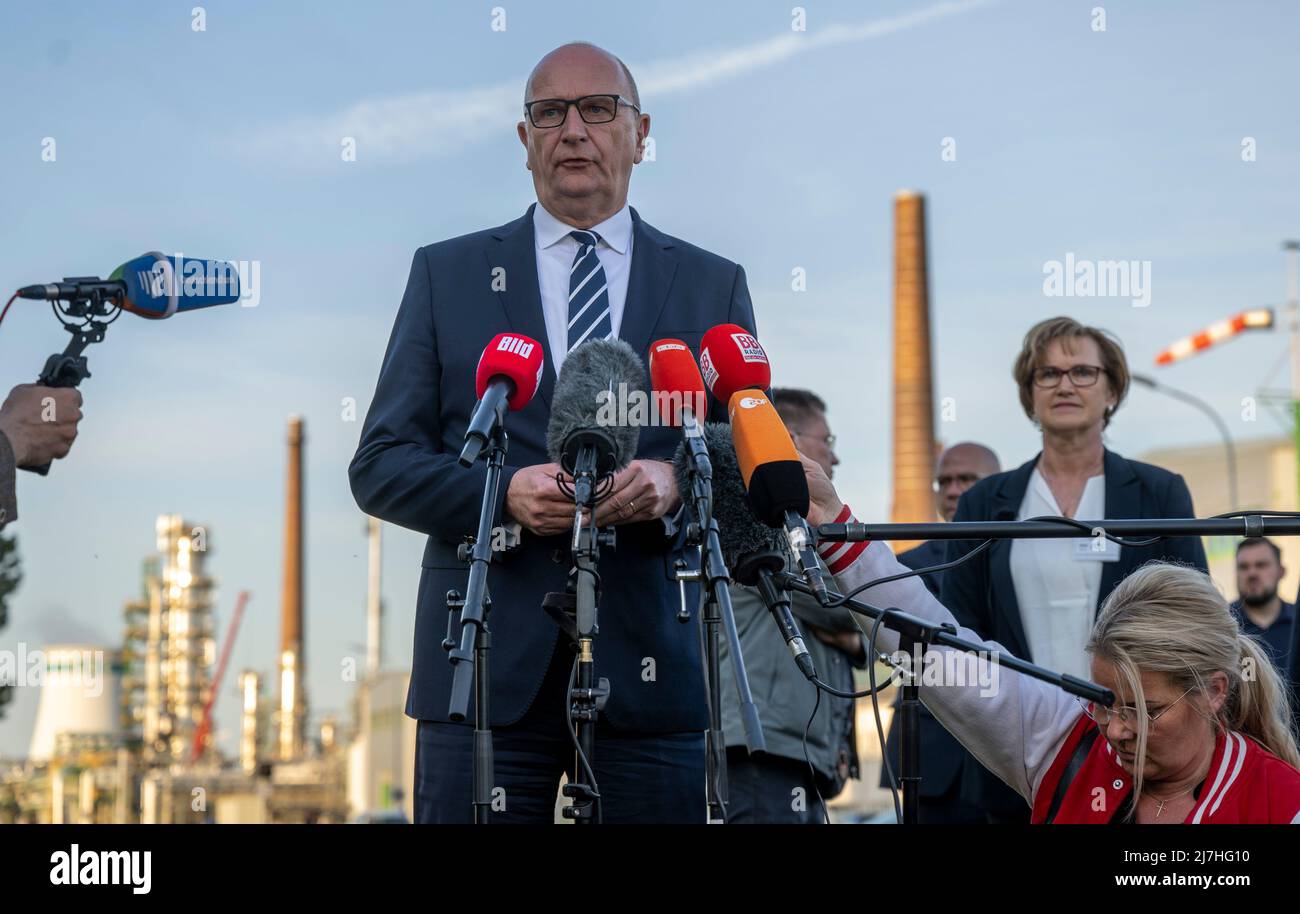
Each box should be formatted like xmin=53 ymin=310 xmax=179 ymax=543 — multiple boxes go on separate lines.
xmin=791 ymin=430 xmax=836 ymax=450
xmin=524 ymin=94 xmax=640 ymax=128
xmin=1077 ymin=688 xmax=1193 ymax=727
xmin=1032 ymin=364 xmax=1106 ymax=388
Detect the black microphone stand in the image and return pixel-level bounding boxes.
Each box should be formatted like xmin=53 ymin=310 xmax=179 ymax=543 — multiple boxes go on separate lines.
xmin=444 ymin=400 xmax=509 ymax=824
xmin=674 ymin=423 xmax=765 ymax=822
xmin=817 ymin=514 xmax=1300 ymax=542
xmin=773 ymin=572 xmax=1115 ymax=825
xmin=546 ymin=430 xmax=618 ymax=824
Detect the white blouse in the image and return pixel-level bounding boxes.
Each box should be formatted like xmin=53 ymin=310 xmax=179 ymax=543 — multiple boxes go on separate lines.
xmin=1009 ymin=468 xmax=1110 ymax=680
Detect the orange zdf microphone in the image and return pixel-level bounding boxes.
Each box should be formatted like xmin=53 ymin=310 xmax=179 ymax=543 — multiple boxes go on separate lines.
xmin=728 ymin=389 xmax=830 ymax=605
xmin=699 ymin=323 xmax=770 ymax=405
xmin=460 ymin=332 xmax=545 ymax=466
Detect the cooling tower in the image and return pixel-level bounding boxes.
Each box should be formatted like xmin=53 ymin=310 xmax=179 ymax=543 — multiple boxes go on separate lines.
xmin=27 ymin=645 xmax=124 ymax=762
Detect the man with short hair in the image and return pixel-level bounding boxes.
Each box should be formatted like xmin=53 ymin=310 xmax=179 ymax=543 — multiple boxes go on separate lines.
xmin=350 ymin=42 xmax=757 ymax=823
xmin=1233 ymin=538 xmax=1294 ymax=672
xmin=719 ymin=387 xmax=865 ymax=823
xmin=897 ymin=442 xmax=1001 ymax=595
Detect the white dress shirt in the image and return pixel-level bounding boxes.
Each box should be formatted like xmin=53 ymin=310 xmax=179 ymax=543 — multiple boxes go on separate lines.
xmin=1009 ymin=468 xmax=1108 ymax=680
xmin=532 ymin=202 xmax=634 ymax=375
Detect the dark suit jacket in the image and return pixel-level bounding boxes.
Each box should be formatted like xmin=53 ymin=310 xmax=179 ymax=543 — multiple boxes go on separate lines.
xmin=880 ymin=539 xmax=966 ymax=797
xmin=349 ymin=204 xmax=756 ymax=732
xmin=939 ymin=448 xmax=1209 ymax=814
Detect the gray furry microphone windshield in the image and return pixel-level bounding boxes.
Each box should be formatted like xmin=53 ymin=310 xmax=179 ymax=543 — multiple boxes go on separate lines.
xmin=673 ymin=421 xmax=781 ymax=566
xmin=545 ymin=337 xmax=646 ymax=474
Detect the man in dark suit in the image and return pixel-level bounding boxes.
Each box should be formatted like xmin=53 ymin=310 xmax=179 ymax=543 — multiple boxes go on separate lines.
xmin=349 ymin=42 xmax=756 ymax=823
xmin=885 ymin=442 xmax=999 ymax=823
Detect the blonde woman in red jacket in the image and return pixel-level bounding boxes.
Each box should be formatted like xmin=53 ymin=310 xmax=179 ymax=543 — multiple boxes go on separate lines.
xmin=806 ymin=459 xmax=1300 ymax=824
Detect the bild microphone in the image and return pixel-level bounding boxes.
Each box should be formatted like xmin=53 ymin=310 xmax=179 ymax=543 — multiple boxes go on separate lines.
xmin=460 ymin=332 xmax=545 ymax=466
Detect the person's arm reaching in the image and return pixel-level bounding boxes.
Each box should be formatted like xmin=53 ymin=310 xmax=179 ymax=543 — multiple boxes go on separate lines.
xmin=801 ymin=455 xmax=1081 ymax=803
xmin=0 ymin=384 xmax=84 ymax=527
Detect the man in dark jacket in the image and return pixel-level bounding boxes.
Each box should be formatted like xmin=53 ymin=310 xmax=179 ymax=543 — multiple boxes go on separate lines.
xmin=719 ymin=388 xmax=865 ymax=823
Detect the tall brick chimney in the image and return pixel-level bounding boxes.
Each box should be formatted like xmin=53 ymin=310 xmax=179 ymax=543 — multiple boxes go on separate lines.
xmin=891 ymin=191 xmax=937 ymax=550
xmin=277 ymin=415 xmax=306 ymax=760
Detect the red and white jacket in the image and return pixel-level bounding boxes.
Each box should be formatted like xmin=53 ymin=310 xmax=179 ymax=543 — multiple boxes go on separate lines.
xmin=823 ymin=506 xmax=1300 ymax=825
xmin=1032 ymin=712 xmax=1300 ymax=823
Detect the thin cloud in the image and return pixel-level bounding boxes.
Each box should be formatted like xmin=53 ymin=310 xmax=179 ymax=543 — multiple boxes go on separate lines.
xmin=245 ymin=0 xmax=994 ymax=165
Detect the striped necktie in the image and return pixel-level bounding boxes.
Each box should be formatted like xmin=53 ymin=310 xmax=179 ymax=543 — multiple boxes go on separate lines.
xmin=566 ymin=229 xmax=613 ymax=351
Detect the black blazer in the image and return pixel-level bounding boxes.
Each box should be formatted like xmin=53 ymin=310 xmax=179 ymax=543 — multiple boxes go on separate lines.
xmin=879 ymin=539 xmax=968 ymax=799
xmin=940 ymin=448 xmax=1209 ymax=815
xmin=349 ymin=205 xmax=756 ymax=731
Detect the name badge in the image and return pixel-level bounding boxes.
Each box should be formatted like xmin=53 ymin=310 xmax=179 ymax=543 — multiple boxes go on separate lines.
xmin=1074 ymin=534 xmax=1120 ymax=563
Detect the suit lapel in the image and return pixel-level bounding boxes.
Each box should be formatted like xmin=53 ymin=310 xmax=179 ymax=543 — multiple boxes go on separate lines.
xmin=1098 ymin=448 xmax=1140 ymax=606
xmin=990 ymin=456 xmax=1038 ymax=658
xmin=619 ymin=207 xmax=677 ymax=358
xmin=487 ymin=204 xmax=555 ymax=408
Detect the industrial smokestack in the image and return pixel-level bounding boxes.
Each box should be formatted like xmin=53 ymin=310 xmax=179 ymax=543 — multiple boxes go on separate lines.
xmin=891 ymin=191 xmax=937 ymax=550
xmin=240 ymin=670 xmax=261 ymax=775
xmin=277 ymin=415 xmax=306 ymax=761
xmin=366 ymin=517 xmax=382 ymax=678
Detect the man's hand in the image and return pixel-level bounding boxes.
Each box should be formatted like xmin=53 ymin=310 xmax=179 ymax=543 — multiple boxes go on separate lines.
xmin=504 ymin=462 xmax=576 ymax=536
xmin=799 ymin=453 xmax=843 ymax=527
xmin=592 ymin=459 xmax=680 ymax=527
xmin=0 ymin=384 xmax=82 ymax=467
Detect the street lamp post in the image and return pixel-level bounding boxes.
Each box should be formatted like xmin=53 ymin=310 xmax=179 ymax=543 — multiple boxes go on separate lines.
xmin=1132 ymin=373 xmax=1239 ymax=511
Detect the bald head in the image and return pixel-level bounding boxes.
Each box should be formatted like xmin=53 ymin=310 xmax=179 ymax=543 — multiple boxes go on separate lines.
xmin=935 ymin=442 xmax=1000 ymax=521
xmin=525 ymin=42 xmax=639 ymax=108
xmin=517 ymin=42 xmax=648 ymax=229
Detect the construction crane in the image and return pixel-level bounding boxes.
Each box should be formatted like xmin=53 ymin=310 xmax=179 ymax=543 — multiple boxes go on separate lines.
xmin=190 ymin=590 xmax=251 ymax=764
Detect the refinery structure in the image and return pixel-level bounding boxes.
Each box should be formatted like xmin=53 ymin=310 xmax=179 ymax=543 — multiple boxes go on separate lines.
xmin=0 ymin=192 xmax=946 ymax=824
xmin=0 ymin=416 xmax=416 ymax=824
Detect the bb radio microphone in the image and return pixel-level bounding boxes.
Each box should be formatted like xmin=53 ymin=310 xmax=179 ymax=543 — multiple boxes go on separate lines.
xmin=729 ymin=388 xmax=831 ymax=607
xmin=698 ymin=322 xmax=770 ymax=406
xmin=545 ymin=337 xmax=644 ymax=518
xmin=460 ymin=333 xmax=544 ymax=466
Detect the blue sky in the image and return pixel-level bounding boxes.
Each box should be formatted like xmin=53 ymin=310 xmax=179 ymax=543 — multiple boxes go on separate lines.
xmin=1 ymin=0 xmax=1297 ymax=756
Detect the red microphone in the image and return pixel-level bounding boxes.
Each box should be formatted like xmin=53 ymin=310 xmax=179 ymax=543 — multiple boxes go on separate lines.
xmin=699 ymin=324 xmax=770 ymax=405
xmin=461 ymin=332 xmax=545 ymax=465
xmin=649 ymin=338 xmax=708 ymax=427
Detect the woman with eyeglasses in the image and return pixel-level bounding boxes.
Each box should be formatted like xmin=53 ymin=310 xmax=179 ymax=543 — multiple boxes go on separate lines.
xmin=799 ymin=460 xmax=1300 ymax=823
xmin=937 ymin=317 xmax=1209 ymax=822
